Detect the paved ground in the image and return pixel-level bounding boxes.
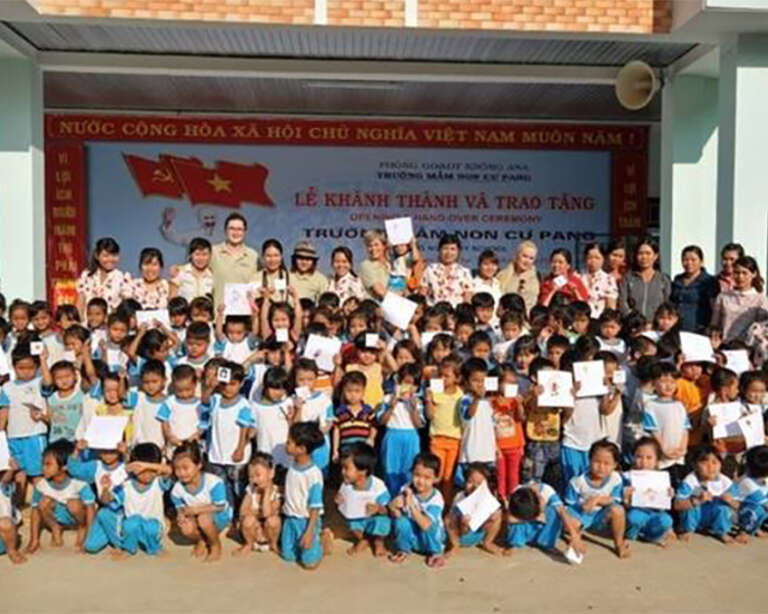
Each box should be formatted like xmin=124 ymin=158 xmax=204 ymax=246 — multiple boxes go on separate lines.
xmin=3 ymin=524 xmax=767 ymax=614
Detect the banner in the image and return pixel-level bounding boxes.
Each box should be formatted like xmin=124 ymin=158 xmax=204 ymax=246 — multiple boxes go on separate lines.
xmin=45 ymin=115 xmax=648 ymax=294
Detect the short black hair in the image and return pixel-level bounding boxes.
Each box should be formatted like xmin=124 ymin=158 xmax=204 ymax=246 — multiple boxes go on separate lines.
xmin=263 ymin=366 xmax=289 ymax=391
xmin=186 ymin=321 xmax=211 ymax=342
xmin=188 ymin=237 xmax=212 ymax=255
xmin=173 ymin=440 xmax=203 ymax=465
xmin=499 ymin=293 xmax=526 ymax=315
xmin=471 ymin=292 xmax=495 ymax=310
xmin=746 ymin=445 xmax=768 ymax=479
xmin=222 ymin=360 xmax=245 ymax=383
xmin=250 ymin=451 xmax=274 ymax=470
xmin=691 ymin=444 xmax=719 ymax=465
xmin=317 ymin=292 xmax=340 ymax=310
xmin=168 ymin=296 xmax=189 ymax=317
xmin=508 ymin=487 xmax=541 ymax=522
xmin=50 ymin=360 xmax=77 ymax=376
xmin=438 ymin=233 xmax=461 ymax=251
xmin=130 ymin=442 xmax=163 ymax=464
xmin=55 ymin=304 xmax=80 ymax=323
xmin=657 ymin=361 xmax=679 ymax=379
xmin=529 ymin=357 xmax=554 ymax=380
xmin=462 ymin=357 xmax=488 ymax=380
xmin=344 ymin=442 xmax=377 ymax=476
xmin=589 ymin=439 xmax=620 ymax=464
xmin=141 ymin=358 xmax=167 ymax=379
xmin=225 ymin=212 xmax=247 ymax=230
xmin=44 ymin=439 xmax=75 ymax=469
xmin=513 ymin=335 xmax=540 ymax=360
xmin=633 ymin=436 xmax=662 ymax=459
xmin=288 ymin=421 xmax=324 ymax=454
xmin=546 ymin=334 xmax=570 ymax=353
xmin=87 ymin=297 xmax=108 ymax=313
xmin=189 ymin=296 xmax=214 ymax=318
xmin=172 ymin=364 xmax=197 ymax=383
xmin=570 ymin=301 xmax=591 ymax=319
xmin=412 ymin=452 xmax=441 ymax=476
xmin=340 ymin=370 xmax=367 ymax=389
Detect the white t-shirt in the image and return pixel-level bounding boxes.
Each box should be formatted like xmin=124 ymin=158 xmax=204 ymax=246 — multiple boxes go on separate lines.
xmin=459 ymin=396 xmax=496 ymax=463
xmin=131 ymin=391 xmax=166 ymax=448
xmin=252 ymin=397 xmax=294 ymax=468
xmin=206 ymin=394 xmax=254 ymax=466
xmin=282 ymin=460 xmax=324 ymax=518
xmin=643 ymin=398 xmax=690 ymax=469
xmin=121 ymin=477 xmax=169 ymax=524
xmin=562 ymin=396 xmax=603 ymax=452
xmin=0 ymin=377 xmax=47 ymax=438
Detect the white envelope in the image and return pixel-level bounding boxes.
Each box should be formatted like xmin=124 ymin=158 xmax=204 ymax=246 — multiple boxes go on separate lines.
xmin=136 ymin=309 xmax=170 ymax=329
xmin=679 ymin=332 xmax=716 ymax=363
xmin=484 ymin=377 xmax=499 ymax=392
xmin=365 ymin=333 xmax=379 ymax=349
xmin=84 ymin=416 xmax=128 ymax=450
xmin=455 ymin=481 xmax=501 ymax=532
xmin=537 ymin=370 xmax=574 ymax=408
xmin=224 ymin=283 xmax=255 ymax=316
xmin=723 ymin=350 xmax=751 ymax=375
xmin=429 ymin=379 xmax=444 ymax=393
xmin=381 ymin=292 xmax=418 ymax=331
xmin=709 ymin=402 xmax=743 ymax=439
xmin=629 ymin=470 xmax=671 ymax=510
xmin=739 ymin=413 xmax=765 ymax=449
xmin=275 ymin=328 xmax=289 ymax=343
xmin=384 ymin=217 xmax=414 ymax=246
xmin=573 ymin=360 xmax=608 ymax=397
xmin=303 ymin=334 xmax=342 ymax=373
xmin=0 ymin=432 xmax=9 ymax=471
xmin=337 ymin=483 xmax=378 ymax=519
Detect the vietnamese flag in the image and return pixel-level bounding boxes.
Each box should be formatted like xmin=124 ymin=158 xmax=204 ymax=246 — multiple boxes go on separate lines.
xmin=215 ymin=160 xmax=274 ymax=206
xmin=170 ymin=160 xmax=241 ymax=207
xmin=123 ymin=154 xmax=185 ymax=198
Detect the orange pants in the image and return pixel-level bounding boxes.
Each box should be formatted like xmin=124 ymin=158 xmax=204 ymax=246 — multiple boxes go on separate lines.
xmin=430 ymin=435 xmax=461 ymax=501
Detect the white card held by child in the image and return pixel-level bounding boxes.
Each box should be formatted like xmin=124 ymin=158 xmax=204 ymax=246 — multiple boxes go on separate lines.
xmin=30 ymin=341 xmax=43 ymax=356
xmin=738 ymin=413 xmax=765 ymax=449
xmin=629 ymin=470 xmax=672 ymax=510
xmin=275 ymin=328 xmax=289 ymax=343
xmin=573 ymin=360 xmax=608 ymax=397
xmin=224 ymin=283 xmax=255 ymax=316
xmin=365 ymin=333 xmax=379 ymax=349
xmin=455 ymin=481 xmax=501 ymax=532
xmin=106 ymin=348 xmax=125 ymax=369
xmin=303 ymin=334 xmax=342 ymax=373
xmin=384 ymin=217 xmax=414 ymax=246
xmin=84 ymin=416 xmax=128 ymax=450
xmin=381 ymin=292 xmax=418 ymax=331
xmin=484 ymin=377 xmax=499 ymax=392
xmin=136 ymin=309 xmax=171 ymax=329
xmin=63 ymin=350 xmax=77 ymax=363
xmin=273 ymin=278 xmax=287 ymax=292
xmin=679 ymin=332 xmax=716 ymax=363
xmin=0 ymin=431 xmax=9 ymax=471
xmin=537 ymin=370 xmax=574 ymax=408
xmin=295 ymin=386 xmax=312 ymax=401
xmin=217 ymin=367 xmax=232 ymax=383
xmin=723 ymin=350 xmax=751 ymax=375
xmin=503 ymin=384 xmax=519 ymax=398
xmin=429 ymin=378 xmax=444 ymax=393
xmin=612 ymin=369 xmax=627 ymax=385
xmin=708 ymin=402 xmax=743 ymax=439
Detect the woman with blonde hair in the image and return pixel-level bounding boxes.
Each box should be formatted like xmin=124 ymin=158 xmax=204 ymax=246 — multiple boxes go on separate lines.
xmin=497 ymin=240 xmax=540 ymax=315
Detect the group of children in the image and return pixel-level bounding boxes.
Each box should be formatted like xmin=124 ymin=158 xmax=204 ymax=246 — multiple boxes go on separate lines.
xmin=1 ymin=240 xmax=768 ymax=570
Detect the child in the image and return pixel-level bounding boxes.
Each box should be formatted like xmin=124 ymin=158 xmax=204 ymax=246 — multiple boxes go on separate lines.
xmin=473 ymin=250 xmax=502 ymax=309
xmin=168 ymin=297 xmax=189 ymax=355
xmin=642 ymin=362 xmax=690 ymax=485
xmin=178 ymin=321 xmax=213 ymax=379
xmin=622 ymin=356 xmax=660 ymax=464
xmin=6 ymin=301 xmax=31 ymax=355
xmin=457 ymin=358 xmax=497 ymax=487
xmin=204 ymin=361 xmax=254 ymax=510
xmin=622 ymin=437 xmax=674 ymax=546
xmin=170 ymin=441 xmax=231 ymax=562
xmin=505 ymin=479 xmax=577 ymax=556
xmin=674 ymin=445 xmax=739 ymax=543
xmin=332 ymin=371 xmax=377 ymax=464
xmin=292 ymin=359 xmax=333 ymax=477
xmin=214 ymin=304 xmax=259 ymax=364
xmin=339 ymin=333 xmax=384 ymax=411
xmin=0 ymin=345 xmax=47 ymax=506
xmin=389 ymin=452 xmax=446 ymax=568
xmin=425 ymin=356 xmax=463 ymax=500
xmin=570 ymin=301 xmax=592 ymax=336
xmin=41 ymin=358 xmax=86 ymax=445
xmin=235 ymin=452 xmax=281 ymax=554
xmin=85 ymin=298 xmax=108 ymax=353
xmin=445 ymin=462 xmax=502 ymax=556
xmin=97 ymin=313 xmax=131 ymax=373
xmin=734 ymin=445 xmax=768 ymax=538
xmin=85 ymin=372 xmax=137 ymax=446
xmin=493 ymin=310 xmax=524 ymax=364
xmin=0 ymin=459 xmax=25 ymax=564
xmin=676 ymin=356 xmax=710 ymax=449
xmin=252 ymin=367 xmax=295 ymax=471
xmin=565 ymin=439 xmax=629 ymax=559
xmin=492 ymin=363 xmax=525 ymax=500
xmin=546 ymin=335 xmax=570 ymax=370
xmin=654 ymin=302 xmax=680 ymax=334
xmin=281 ymin=421 xmax=332 ymax=569
xmin=26 ymin=441 xmax=96 ymax=553
xmin=31 ymin=301 xmax=64 ymax=365
xmin=597 ymin=309 xmax=626 ymax=361
xmin=377 ymin=363 xmax=424 ymax=495
xmin=156 ymin=365 xmax=206 ymax=458
xmin=336 ymin=442 xmax=391 ymax=556
xmin=472 ymin=293 xmax=499 ymax=343
xmin=130 ymin=359 xmax=167 ymax=449
xmin=596 ymin=351 xmax=624 ymax=448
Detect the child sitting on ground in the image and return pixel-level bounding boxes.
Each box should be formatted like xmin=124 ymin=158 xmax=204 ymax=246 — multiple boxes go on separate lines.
xmin=235 ymin=452 xmax=281 ymax=555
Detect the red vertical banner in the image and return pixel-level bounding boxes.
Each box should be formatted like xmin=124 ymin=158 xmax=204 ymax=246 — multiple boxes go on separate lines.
xmin=45 ymin=142 xmax=87 ymax=309
xmin=611 ymin=150 xmax=648 ymax=238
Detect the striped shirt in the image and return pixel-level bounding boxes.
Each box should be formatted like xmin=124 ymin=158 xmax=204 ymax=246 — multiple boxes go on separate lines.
xmin=334 ymin=403 xmax=376 ymax=448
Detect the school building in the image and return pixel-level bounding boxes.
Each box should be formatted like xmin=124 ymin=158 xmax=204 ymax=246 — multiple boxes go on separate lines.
xmin=0 ymin=0 xmax=767 ymax=303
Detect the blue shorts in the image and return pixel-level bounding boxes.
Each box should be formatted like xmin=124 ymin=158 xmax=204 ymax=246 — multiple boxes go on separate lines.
xmin=54 ymin=502 xmax=78 ymax=527
xmin=9 ymin=434 xmax=47 ymax=477
xmin=212 ymin=510 xmax=229 ymax=532
xmin=459 ymin=528 xmax=486 ymax=547
xmin=568 ymin=505 xmax=613 ymax=532
xmin=346 ymin=515 xmax=391 ymax=537
xmin=281 ymin=516 xmax=322 ymax=567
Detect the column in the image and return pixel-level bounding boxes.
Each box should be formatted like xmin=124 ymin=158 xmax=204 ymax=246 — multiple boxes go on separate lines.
xmin=659 ymin=74 xmax=719 ymax=275
xmin=0 ymin=57 xmax=45 ymax=303
xmin=717 ymin=34 xmax=768 ymax=274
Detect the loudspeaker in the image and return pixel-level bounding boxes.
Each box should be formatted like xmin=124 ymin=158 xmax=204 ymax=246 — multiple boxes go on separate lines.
xmin=615 ymin=60 xmax=659 ymax=111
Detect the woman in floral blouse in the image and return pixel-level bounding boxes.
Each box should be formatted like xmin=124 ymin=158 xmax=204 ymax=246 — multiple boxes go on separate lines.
xmin=582 ymin=242 xmax=618 ymax=318
xmin=328 ymin=246 xmax=366 ymax=304
xmin=75 ymin=237 xmax=129 ymax=317
xmin=420 ymin=234 xmax=473 ymax=307
xmin=122 ymin=247 xmax=170 ymax=309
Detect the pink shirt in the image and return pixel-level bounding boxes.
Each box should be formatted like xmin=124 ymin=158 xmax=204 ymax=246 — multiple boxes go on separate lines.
xmin=711 ymin=288 xmax=768 ymax=342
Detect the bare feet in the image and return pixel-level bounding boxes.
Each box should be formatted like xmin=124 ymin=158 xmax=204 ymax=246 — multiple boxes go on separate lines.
xmin=192 ymin=540 xmax=207 ymax=559
xmin=720 ymin=534 xmax=735 ymax=544
xmin=232 ymin=544 xmax=252 ymax=557
xmin=8 ymin=550 xmax=27 ymax=565
xmin=51 ymin=529 xmax=63 ymax=548
xmin=205 ymin=543 xmax=222 ymax=563
xmin=25 ymin=542 xmax=40 ymax=555
xmin=426 ymin=555 xmax=445 ymax=568
xmin=389 ymin=551 xmax=408 ymax=564
xmin=678 ymin=532 xmax=691 ymax=543
xmin=756 ymin=529 xmax=767 ymax=538
xmin=616 ymin=541 xmax=631 ymax=559
xmin=346 ymin=539 xmax=369 ymax=556
xmin=480 ymin=542 xmax=502 ymax=556
xmin=321 ymin=528 xmax=334 ymax=555
xmin=503 ymin=547 xmax=515 ymax=557
xmin=373 ymin=538 xmax=387 ymax=558
xmin=110 ymin=549 xmax=130 ymax=561
xmin=734 ymin=533 xmax=749 ymax=545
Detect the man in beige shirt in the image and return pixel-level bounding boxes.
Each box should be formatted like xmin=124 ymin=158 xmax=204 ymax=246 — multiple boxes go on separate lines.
xmin=210 ymin=213 xmax=260 ymax=307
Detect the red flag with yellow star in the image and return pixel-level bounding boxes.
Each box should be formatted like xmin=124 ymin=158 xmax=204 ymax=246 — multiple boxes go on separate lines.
xmin=169 ymin=159 xmax=241 ymax=207
xmin=215 ymin=160 xmax=274 ymax=206
xmin=123 ymin=154 xmax=185 ymax=198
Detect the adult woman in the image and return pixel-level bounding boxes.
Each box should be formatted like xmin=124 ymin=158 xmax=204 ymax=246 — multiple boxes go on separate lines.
xmin=76 ymin=237 xmax=129 ymax=316
xmin=496 ymin=240 xmax=540 ymax=315
xmin=711 ymin=256 xmax=768 ymax=342
xmin=538 ymin=248 xmax=589 ymax=307
xmin=358 ymin=229 xmax=391 ymax=300
xmin=290 ymin=240 xmax=328 ymax=303
xmin=606 ymin=238 xmax=628 ymax=285
xmin=618 ymin=237 xmax=671 ymax=319
xmin=717 ymin=242 xmax=745 ymax=293
xmin=122 ymin=247 xmax=170 ymax=309
xmin=209 ymin=213 xmax=259 ymax=307
xmin=670 ymin=245 xmax=719 ymax=332
xmin=327 ymin=246 xmax=366 ymax=303
xmin=169 ymin=237 xmax=214 ymax=301
xmin=420 ymin=234 xmax=474 ymax=307
xmin=582 ymin=242 xmax=617 ymax=318
xmin=259 ymin=239 xmax=290 ymax=303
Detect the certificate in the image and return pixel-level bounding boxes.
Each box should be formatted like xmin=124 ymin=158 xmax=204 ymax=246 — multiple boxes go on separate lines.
xmin=381 ymin=292 xmax=418 ymax=330
xmin=537 ymin=370 xmax=574 ymax=408
xmin=573 ymin=360 xmax=608 ymax=397
xmin=708 ymin=402 xmax=742 ymax=439
xmin=302 ymin=334 xmax=342 ymax=373
xmin=629 ymin=470 xmax=671 ymax=510
xmin=723 ymin=350 xmax=751 ymax=375
xmin=84 ymin=416 xmax=128 ymax=450
xmin=384 ymin=217 xmax=414 ymax=246
xmin=275 ymin=328 xmax=289 ymax=343
xmin=679 ymin=332 xmax=715 ymax=363
xmin=429 ymin=379 xmax=444 ymax=393
xmin=455 ymin=481 xmax=501 ymax=532
xmin=224 ymin=283 xmax=255 ymax=316
xmin=136 ymin=309 xmax=171 ymax=329
xmin=738 ymin=413 xmax=765 ymax=449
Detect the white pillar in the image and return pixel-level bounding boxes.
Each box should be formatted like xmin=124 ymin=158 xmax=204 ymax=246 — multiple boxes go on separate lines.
xmin=0 ymin=58 xmax=45 ymax=302
xmin=717 ymin=34 xmax=768 ymax=274
xmin=659 ymin=75 xmax=719 ymax=275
